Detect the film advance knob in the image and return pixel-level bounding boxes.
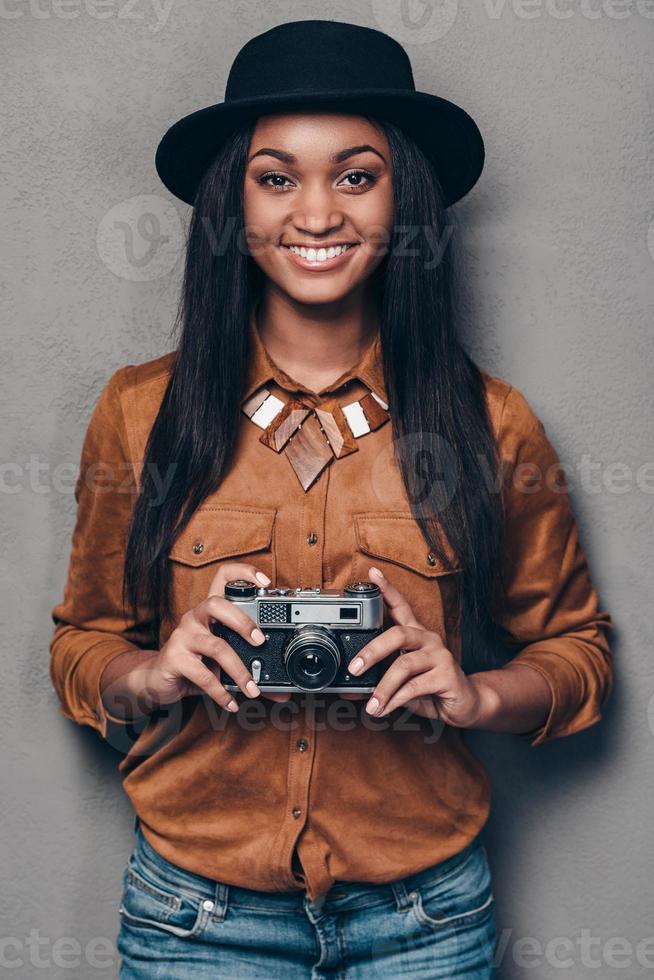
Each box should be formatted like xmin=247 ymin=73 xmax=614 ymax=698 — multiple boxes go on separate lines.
xmin=224 ymin=580 xmax=258 ymax=598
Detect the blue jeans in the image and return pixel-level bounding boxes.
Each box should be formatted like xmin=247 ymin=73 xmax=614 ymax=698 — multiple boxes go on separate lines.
xmin=117 ymin=825 xmax=498 ymax=979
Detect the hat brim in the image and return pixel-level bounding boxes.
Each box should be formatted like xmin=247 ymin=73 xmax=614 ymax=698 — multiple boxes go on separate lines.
xmin=154 ymin=89 xmax=484 ymax=210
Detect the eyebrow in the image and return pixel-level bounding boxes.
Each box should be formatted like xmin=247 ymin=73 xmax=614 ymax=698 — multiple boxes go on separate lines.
xmin=247 ymin=144 xmax=387 ymax=166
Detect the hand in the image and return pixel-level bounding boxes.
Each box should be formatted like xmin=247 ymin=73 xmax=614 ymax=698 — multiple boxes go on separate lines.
xmin=128 ymin=563 xmax=292 ymax=717
xmin=201 ymin=562 xmax=292 ymax=704
xmin=345 ymin=566 xmax=486 ymax=726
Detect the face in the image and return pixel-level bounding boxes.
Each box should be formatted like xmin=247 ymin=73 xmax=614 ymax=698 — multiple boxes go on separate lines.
xmin=243 ymin=112 xmax=394 ymax=308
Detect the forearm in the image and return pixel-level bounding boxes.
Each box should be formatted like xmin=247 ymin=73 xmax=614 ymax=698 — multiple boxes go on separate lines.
xmin=99 ymin=648 xmax=160 ymax=721
xmin=468 ymin=662 xmax=553 ymax=735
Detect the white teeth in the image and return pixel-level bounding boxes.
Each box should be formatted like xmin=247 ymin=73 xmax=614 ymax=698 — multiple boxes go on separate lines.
xmin=287 ymin=244 xmax=353 ymax=262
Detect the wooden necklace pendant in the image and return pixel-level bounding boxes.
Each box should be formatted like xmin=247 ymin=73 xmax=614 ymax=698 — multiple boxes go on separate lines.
xmin=241 ymin=386 xmax=391 ymax=491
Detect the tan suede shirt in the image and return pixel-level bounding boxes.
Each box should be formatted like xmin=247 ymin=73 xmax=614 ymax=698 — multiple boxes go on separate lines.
xmin=50 ymin=313 xmax=614 ymax=901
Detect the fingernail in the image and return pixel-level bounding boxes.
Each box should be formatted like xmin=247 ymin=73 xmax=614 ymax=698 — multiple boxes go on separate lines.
xmin=349 ymin=657 xmax=364 ymax=675
xmin=366 ymin=697 xmax=380 ymax=715
xmin=369 ymin=567 xmax=384 ymax=579
xmin=226 ymin=699 xmax=239 ymax=712
xmin=246 ymin=680 xmax=261 ymax=697
xmin=256 ymin=572 xmax=271 ymax=585
xmin=252 ymin=628 xmax=266 ymax=644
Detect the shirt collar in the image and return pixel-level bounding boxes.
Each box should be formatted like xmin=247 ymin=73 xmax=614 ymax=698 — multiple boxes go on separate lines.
xmin=241 ymin=306 xmax=389 ymax=408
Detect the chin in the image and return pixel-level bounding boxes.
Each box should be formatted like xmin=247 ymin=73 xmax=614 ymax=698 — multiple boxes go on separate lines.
xmin=282 ymin=283 xmax=356 ymax=306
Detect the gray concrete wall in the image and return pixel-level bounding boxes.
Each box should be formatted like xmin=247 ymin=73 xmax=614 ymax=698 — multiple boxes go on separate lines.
xmin=2 ymin=3 xmax=651 ymax=978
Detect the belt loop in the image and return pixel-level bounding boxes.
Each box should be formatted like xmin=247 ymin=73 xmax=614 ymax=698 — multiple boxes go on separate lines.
xmin=391 ymin=877 xmax=416 ymax=912
xmin=212 ymin=882 xmax=230 ymax=921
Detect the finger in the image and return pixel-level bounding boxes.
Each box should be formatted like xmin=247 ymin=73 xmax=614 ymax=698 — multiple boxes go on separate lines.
xmin=188 ymin=622 xmax=294 ymax=702
xmin=182 ymin=682 xmax=204 ymax=696
xmin=186 ymin=668 xmax=290 ymax=703
xmin=364 ymin=649 xmax=438 ymax=715
xmin=206 ymin=562 xmax=271 ymax=599
xmin=371 ymin=666 xmax=446 ymax=717
xmin=189 ymin=594 xmax=266 ymax=649
xmin=177 ymin=650 xmax=242 ymax=712
xmin=347 ymin=623 xmax=425 ymax=678
xmin=189 ymin=631 xmax=264 ymax=699
xmin=368 ymin=566 xmax=424 ymax=629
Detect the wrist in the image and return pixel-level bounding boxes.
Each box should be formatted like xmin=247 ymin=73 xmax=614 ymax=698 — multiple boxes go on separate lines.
xmin=468 ymin=671 xmax=502 ymax=729
xmin=99 ymin=649 xmax=160 ymax=721
xmin=466 ymin=663 xmax=554 ymax=736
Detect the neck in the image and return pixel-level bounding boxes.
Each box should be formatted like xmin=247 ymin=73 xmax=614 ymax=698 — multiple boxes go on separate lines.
xmin=254 ymin=288 xmax=381 ymax=392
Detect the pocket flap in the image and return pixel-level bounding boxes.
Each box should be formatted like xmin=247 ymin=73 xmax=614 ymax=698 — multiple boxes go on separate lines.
xmin=354 ymin=512 xmax=461 ymax=577
xmin=169 ymin=505 xmax=276 ymax=567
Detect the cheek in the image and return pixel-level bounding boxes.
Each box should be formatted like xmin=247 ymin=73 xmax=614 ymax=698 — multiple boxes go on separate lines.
xmin=242 ymin=187 xmax=278 ymax=247
xmin=243 ymin=220 xmax=273 ymax=255
xmin=361 ymin=181 xmax=394 ymax=235
xmin=360 ymin=220 xmax=394 ymax=263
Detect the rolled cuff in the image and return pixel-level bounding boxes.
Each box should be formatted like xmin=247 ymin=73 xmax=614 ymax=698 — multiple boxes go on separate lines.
xmin=508 ymin=646 xmax=608 ymax=748
xmin=51 ymin=630 xmax=145 ymax=742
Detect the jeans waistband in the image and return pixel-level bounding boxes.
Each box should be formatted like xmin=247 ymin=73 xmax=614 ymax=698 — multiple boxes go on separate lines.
xmin=130 ymin=820 xmax=483 ymax=915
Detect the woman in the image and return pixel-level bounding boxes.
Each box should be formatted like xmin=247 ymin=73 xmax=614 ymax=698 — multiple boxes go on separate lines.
xmin=49 ymin=20 xmax=613 ymax=980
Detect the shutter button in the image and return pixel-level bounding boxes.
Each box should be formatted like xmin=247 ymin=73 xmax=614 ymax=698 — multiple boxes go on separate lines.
xmin=193 ymin=541 xmax=204 ymax=555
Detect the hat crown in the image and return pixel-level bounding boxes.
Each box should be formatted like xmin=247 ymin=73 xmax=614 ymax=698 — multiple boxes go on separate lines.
xmin=225 ymin=20 xmax=415 ymax=102
xmin=155 ymin=19 xmax=485 ymax=209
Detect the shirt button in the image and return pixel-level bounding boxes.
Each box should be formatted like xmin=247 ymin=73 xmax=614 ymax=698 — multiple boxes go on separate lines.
xmin=426 ymin=552 xmax=436 ymax=566
xmin=296 ymin=738 xmax=308 ymax=751
xmin=292 ymin=807 xmax=302 ymax=818
xmin=193 ymin=541 xmax=204 ymax=555
xmin=307 ymin=532 xmax=318 ymax=545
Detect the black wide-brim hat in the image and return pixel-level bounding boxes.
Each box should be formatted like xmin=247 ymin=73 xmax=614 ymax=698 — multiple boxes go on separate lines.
xmin=155 ymin=20 xmax=485 ymax=210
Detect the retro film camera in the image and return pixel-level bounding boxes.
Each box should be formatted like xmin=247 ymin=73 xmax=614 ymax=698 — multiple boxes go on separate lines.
xmin=210 ymin=579 xmax=385 ymax=694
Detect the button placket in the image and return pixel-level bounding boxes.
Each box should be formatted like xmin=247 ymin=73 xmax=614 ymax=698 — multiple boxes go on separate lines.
xmin=298 ymin=457 xmax=329 ymax=587
xmin=273 ymin=695 xmax=309 ymax=887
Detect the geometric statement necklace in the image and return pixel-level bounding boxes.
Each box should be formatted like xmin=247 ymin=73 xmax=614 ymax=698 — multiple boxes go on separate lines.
xmin=241 ymin=384 xmax=391 ymax=491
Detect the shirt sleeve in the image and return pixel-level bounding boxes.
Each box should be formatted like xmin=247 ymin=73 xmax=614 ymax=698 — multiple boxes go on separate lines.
xmin=49 ymin=366 xmax=158 ymax=743
xmin=492 ymin=384 xmax=614 ymax=748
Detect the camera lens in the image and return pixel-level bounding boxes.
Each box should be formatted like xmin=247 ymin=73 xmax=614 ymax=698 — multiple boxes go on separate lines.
xmin=299 ymin=651 xmax=323 ymax=677
xmin=284 ymin=627 xmax=340 ymax=691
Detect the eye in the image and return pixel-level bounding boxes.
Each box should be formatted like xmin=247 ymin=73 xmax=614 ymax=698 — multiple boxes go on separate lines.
xmin=256 ymin=172 xmax=293 ymax=191
xmin=339 ymin=170 xmax=377 ymax=192
xmin=255 ymin=170 xmax=377 ymax=193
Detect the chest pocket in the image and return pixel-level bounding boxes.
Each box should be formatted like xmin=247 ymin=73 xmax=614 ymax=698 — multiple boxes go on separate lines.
xmin=351 ymin=512 xmax=461 ymax=639
xmin=168 ymin=504 xmax=277 ymax=621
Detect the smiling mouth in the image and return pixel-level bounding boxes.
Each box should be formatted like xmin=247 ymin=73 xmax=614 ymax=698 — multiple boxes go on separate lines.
xmin=280 ymin=243 xmax=359 ymax=267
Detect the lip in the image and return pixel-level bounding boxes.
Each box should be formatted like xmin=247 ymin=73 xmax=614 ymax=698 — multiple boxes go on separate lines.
xmin=280 ymin=243 xmax=359 ymax=272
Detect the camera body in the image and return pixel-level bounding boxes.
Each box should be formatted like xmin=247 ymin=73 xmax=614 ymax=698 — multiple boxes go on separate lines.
xmin=210 ymin=579 xmax=385 ymax=693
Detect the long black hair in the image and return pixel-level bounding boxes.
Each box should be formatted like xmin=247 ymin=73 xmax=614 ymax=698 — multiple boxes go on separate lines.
xmin=123 ymin=116 xmax=509 ymax=674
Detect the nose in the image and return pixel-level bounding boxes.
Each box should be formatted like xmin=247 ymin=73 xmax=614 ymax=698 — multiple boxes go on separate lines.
xmin=292 ymin=213 xmax=347 ymax=242
xmin=290 ymin=183 xmax=348 ymax=239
